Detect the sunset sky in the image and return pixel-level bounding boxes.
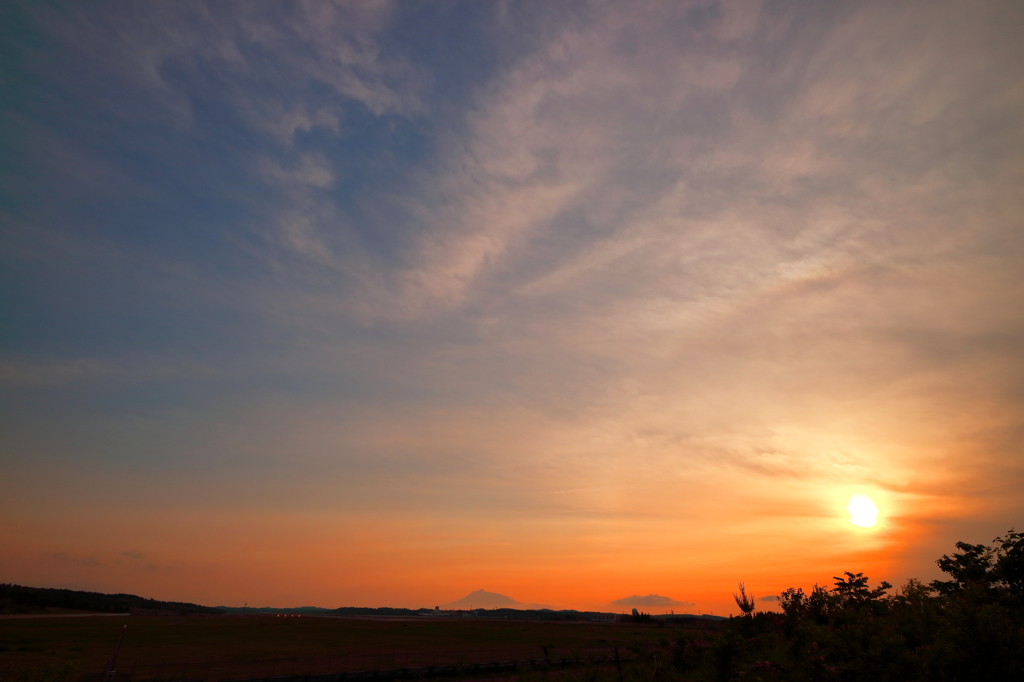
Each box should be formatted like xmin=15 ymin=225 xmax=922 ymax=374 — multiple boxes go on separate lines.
xmin=2 ymin=0 xmax=1023 ymax=616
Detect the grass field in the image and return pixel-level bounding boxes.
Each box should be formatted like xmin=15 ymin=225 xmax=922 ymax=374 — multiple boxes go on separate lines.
xmin=0 ymin=614 xmax=720 ymax=682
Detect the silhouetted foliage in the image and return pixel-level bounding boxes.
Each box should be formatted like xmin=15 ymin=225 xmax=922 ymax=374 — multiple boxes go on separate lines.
xmin=996 ymin=528 xmax=1024 ymax=599
xmin=671 ymin=528 xmax=1024 ymax=681
xmin=733 ymin=583 xmax=756 ymax=616
xmin=931 ymin=528 xmax=1024 ymax=601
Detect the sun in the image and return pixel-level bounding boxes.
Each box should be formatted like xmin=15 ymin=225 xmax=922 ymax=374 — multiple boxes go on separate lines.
xmin=846 ymin=495 xmax=879 ymax=528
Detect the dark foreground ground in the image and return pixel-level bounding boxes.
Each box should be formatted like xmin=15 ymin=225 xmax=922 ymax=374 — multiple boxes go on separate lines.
xmin=0 ymin=614 xmax=719 ymax=682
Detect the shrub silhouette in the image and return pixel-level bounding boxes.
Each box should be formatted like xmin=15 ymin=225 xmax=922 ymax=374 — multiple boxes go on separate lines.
xmin=732 ymin=583 xmax=755 ymax=616
xmin=684 ymin=529 xmax=1024 ymax=681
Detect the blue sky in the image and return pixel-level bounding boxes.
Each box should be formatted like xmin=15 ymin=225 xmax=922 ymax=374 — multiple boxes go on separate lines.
xmin=2 ymin=0 xmax=1023 ymax=612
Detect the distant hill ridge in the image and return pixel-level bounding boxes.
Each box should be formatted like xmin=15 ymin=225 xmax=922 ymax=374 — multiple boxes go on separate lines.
xmin=1 ymin=583 xmax=726 ymax=622
xmin=0 ymin=583 xmax=223 ymax=615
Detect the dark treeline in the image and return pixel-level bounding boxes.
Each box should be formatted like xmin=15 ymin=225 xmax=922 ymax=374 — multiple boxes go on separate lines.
xmin=213 ymin=605 xmax=421 ymax=616
xmin=0 ymin=584 xmax=223 ymax=615
xmin=213 ymin=605 xmax=626 ymax=620
xmin=673 ymin=529 xmax=1024 ymax=681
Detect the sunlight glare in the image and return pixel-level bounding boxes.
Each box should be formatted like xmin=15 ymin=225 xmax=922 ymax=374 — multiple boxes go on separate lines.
xmin=846 ymin=495 xmax=879 ymax=528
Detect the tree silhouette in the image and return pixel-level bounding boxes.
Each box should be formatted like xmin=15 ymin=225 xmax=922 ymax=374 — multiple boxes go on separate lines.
xmin=733 ymin=582 xmax=755 ymax=616
xmin=694 ymin=528 xmax=1024 ymax=680
xmin=832 ymin=571 xmax=891 ymax=605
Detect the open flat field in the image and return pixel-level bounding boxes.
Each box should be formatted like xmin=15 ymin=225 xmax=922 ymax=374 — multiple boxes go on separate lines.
xmin=0 ymin=614 xmax=719 ymax=681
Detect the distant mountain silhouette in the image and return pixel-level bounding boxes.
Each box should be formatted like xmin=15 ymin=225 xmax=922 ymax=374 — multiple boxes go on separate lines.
xmin=441 ymin=589 xmax=523 ymax=609
xmin=610 ymin=594 xmax=695 ymax=607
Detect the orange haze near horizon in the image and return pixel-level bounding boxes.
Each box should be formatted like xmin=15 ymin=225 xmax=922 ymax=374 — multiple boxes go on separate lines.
xmin=1 ymin=400 xmax=1002 ymax=615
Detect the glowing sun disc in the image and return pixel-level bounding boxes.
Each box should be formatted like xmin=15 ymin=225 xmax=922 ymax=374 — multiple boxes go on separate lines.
xmin=846 ymin=495 xmax=879 ymax=528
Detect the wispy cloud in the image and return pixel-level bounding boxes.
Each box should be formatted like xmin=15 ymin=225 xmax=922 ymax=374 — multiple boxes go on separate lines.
xmin=49 ymin=552 xmax=103 ymax=568
xmin=2 ymin=0 xmax=1023 ymax=612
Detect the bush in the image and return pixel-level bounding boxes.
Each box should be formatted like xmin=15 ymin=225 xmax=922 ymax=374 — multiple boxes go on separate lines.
xmin=676 ymin=529 xmax=1024 ymax=681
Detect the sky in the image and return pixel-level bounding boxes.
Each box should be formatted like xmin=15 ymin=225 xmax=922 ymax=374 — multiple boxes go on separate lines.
xmin=1 ymin=0 xmax=1023 ymax=616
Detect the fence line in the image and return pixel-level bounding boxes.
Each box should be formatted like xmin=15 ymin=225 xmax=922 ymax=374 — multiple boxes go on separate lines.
xmin=79 ymin=644 xmax=648 ymax=682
